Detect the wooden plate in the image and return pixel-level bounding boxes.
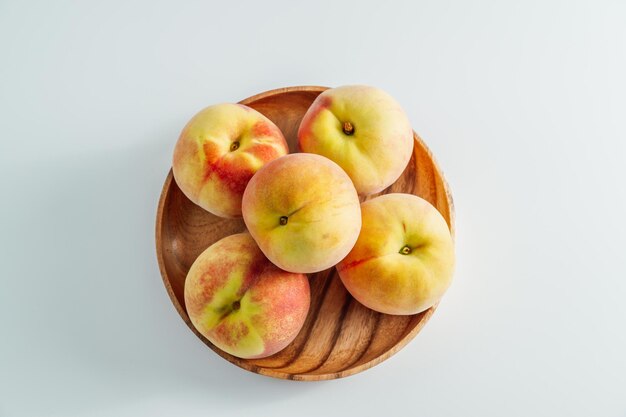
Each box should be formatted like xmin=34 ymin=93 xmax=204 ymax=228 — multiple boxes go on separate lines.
xmin=155 ymin=86 xmax=455 ymax=381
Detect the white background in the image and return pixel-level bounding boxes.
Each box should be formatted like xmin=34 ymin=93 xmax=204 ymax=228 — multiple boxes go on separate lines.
xmin=1 ymin=1 xmax=625 ymax=416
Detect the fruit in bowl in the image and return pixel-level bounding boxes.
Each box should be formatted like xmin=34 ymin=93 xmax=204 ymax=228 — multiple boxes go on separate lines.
xmin=184 ymin=233 xmax=310 ymax=359
xmin=242 ymin=153 xmax=361 ymax=274
xmin=173 ymin=103 xmax=288 ymax=218
xmin=336 ymin=193 xmax=455 ymax=315
xmin=160 ymin=85 xmax=456 ymax=378
xmin=298 ymin=85 xmax=414 ymax=196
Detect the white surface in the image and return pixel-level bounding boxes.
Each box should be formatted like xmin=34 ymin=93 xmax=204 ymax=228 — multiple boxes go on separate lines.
xmin=1 ymin=1 xmax=625 ymax=416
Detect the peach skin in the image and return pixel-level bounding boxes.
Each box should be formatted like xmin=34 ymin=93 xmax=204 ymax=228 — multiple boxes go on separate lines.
xmin=184 ymin=233 xmax=310 ymax=359
xmin=242 ymin=153 xmax=361 ymax=274
xmin=298 ymin=85 xmax=413 ymax=195
xmin=173 ymin=103 xmax=288 ymax=218
xmin=336 ymin=193 xmax=455 ymax=315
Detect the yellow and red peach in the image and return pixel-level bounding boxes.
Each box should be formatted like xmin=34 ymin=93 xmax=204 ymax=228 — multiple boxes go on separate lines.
xmin=298 ymin=85 xmax=414 ymax=195
xmin=173 ymin=103 xmax=288 ymax=218
xmin=184 ymin=233 xmax=310 ymax=359
xmin=242 ymin=153 xmax=361 ymax=274
xmin=337 ymin=193 xmax=455 ymax=315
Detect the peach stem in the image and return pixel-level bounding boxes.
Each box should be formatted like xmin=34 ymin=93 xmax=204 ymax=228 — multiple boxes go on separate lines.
xmin=342 ymin=122 xmax=354 ymax=135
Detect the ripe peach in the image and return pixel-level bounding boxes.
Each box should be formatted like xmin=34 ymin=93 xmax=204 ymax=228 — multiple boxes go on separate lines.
xmin=336 ymin=193 xmax=454 ymax=315
xmin=184 ymin=233 xmax=310 ymax=359
xmin=173 ymin=103 xmax=288 ymax=218
xmin=298 ymin=85 xmax=414 ymax=196
xmin=242 ymin=153 xmax=361 ymax=274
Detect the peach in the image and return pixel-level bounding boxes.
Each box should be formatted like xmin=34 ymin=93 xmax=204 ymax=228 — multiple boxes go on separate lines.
xmin=173 ymin=103 xmax=288 ymax=218
xmin=184 ymin=233 xmax=310 ymax=359
xmin=242 ymin=153 xmax=361 ymax=274
xmin=298 ymin=85 xmax=414 ymax=195
xmin=336 ymin=193 xmax=454 ymax=315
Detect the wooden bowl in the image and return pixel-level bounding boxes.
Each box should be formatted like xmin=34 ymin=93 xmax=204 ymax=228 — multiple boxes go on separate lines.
xmin=155 ymin=86 xmax=455 ymax=381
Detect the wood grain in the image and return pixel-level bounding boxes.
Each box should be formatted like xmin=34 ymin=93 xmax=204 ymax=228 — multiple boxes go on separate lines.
xmin=155 ymin=86 xmax=455 ymax=381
